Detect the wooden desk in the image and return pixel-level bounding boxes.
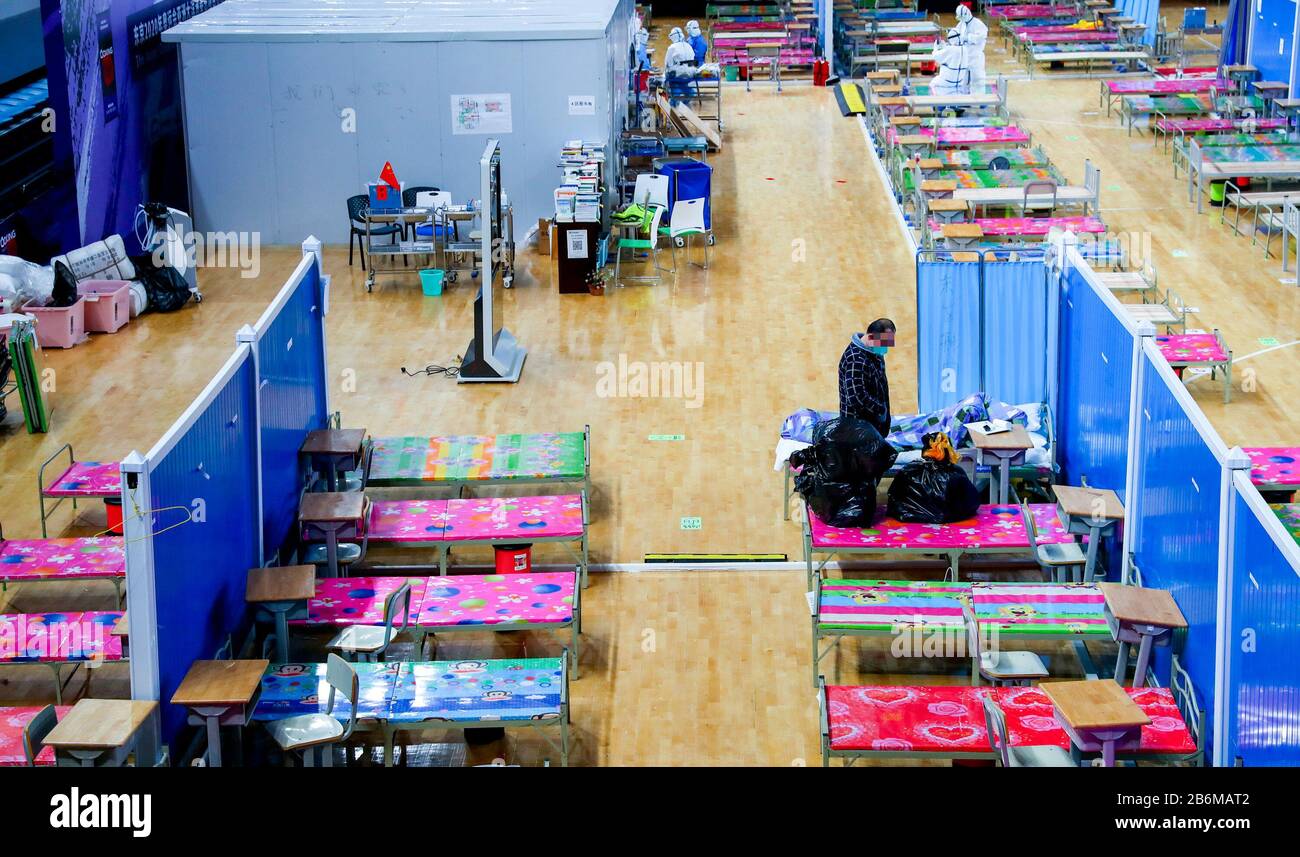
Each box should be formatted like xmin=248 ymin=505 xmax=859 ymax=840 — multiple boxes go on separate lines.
xmin=172 ymin=659 xmax=270 ymax=767
xmin=300 ymin=492 xmax=366 ymax=523
xmin=895 ymin=134 xmax=934 ymax=157
xmin=941 ymin=222 xmax=985 ymax=249
xmin=1043 ymin=679 xmax=1149 ymax=766
xmin=971 ymin=424 xmax=1033 ymax=503
xmin=1054 ymin=485 xmax=1125 ymax=582
xmin=300 ymin=493 xmax=367 ymax=577
xmin=920 ymin=178 xmax=957 ymax=198
xmin=1099 ymin=583 xmax=1187 ymax=687
xmin=928 ymin=197 xmax=969 ymax=223
xmin=247 ymin=565 xmax=317 ymax=663
xmin=44 ymin=699 xmax=157 ymax=767
xmin=301 ymin=428 xmax=366 ymax=491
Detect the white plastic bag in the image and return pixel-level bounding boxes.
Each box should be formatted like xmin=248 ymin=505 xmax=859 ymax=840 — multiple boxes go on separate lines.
xmin=0 ymin=255 xmax=55 ymax=308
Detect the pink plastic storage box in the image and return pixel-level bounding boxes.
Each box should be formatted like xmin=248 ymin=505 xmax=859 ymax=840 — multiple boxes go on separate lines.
xmin=27 ymin=297 xmax=88 ymax=349
xmin=77 ymin=279 xmax=131 ymax=334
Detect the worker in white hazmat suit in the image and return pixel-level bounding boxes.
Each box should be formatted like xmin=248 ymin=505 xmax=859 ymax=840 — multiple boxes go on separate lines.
xmin=635 ymin=27 xmax=651 ymax=70
xmin=665 ymin=27 xmax=698 ymax=104
xmin=948 ymin=4 xmax=987 ymax=92
xmin=931 ymin=38 xmax=967 ymax=95
xmin=686 ymin=20 xmax=709 ymax=65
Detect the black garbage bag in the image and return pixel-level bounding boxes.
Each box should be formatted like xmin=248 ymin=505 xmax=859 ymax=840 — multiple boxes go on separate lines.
xmin=790 ymin=416 xmax=897 ymax=527
xmin=51 ymin=261 xmax=78 ymax=307
xmin=131 ymin=254 xmax=191 ymax=313
xmin=887 ymin=459 xmax=981 ymax=524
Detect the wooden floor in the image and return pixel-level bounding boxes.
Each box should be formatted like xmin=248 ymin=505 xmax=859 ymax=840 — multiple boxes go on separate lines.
xmin=0 ymin=32 xmax=1296 ymax=763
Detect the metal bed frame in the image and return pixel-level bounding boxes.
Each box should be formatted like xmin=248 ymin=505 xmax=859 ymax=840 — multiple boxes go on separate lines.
xmin=1186 ymin=139 xmax=1300 ymax=212
xmin=0 ymin=521 xmax=125 ymax=602
xmin=800 ymin=501 xmax=1065 ymax=587
xmin=366 ymin=425 xmax=591 ymax=501
xmin=818 ymin=653 xmax=1205 ymax=767
xmin=261 ymin=654 xmax=572 ymax=767
xmin=809 ymin=577 xmax=1109 ymax=687
xmin=291 ymin=572 xmax=584 ymax=678
xmin=368 ymin=491 xmax=591 ymax=588
xmin=37 ymin=443 xmax=120 ymax=538
xmin=1159 ymin=328 xmax=1233 ymax=404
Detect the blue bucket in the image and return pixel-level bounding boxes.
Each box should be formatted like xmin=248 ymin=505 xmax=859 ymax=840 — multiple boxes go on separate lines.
xmin=419 ymin=269 xmax=445 ymax=296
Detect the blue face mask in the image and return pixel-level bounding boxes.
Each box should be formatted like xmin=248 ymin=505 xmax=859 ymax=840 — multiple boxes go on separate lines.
xmin=867 ymin=346 xmax=889 ymax=356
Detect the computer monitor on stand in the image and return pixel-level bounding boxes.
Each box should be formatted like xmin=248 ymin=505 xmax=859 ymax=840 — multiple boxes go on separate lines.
xmin=460 ymin=139 xmax=526 ymax=383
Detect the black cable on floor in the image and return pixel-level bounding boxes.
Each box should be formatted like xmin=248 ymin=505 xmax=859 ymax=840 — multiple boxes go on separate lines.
xmin=401 ymin=358 xmax=462 ymax=379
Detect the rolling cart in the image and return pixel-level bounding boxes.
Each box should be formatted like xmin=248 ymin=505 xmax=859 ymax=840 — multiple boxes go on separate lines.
xmin=654 ymin=157 xmax=716 ymax=248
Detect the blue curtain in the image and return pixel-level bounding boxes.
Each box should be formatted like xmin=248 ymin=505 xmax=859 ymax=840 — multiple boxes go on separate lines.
xmin=917 ymin=260 xmax=981 ymax=412
xmin=982 ymin=261 xmax=1050 ymax=406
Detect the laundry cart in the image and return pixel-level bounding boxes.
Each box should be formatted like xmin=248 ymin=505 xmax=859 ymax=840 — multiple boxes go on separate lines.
xmin=654 ymin=157 xmax=715 ymax=246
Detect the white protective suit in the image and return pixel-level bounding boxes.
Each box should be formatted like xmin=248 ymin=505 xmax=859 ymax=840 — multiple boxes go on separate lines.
xmin=665 ymin=27 xmax=696 ymax=75
xmin=950 ymin=5 xmax=988 ymax=92
xmin=931 ymin=39 xmax=967 ymax=95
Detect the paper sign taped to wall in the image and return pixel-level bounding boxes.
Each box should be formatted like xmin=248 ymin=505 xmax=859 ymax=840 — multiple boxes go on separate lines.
xmin=569 ymin=95 xmax=597 ymax=116
xmin=452 ymin=94 xmax=513 ymax=135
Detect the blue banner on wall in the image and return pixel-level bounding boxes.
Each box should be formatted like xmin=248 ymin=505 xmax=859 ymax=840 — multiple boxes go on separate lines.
xmin=41 ymin=0 xmax=225 ymax=248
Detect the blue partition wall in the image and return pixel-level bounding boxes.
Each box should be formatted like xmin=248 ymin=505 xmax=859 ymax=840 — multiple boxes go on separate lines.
xmin=916 ymin=258 xmax=1050 ymax=412
xmin=1055 ymin=263 xmax=1133 ymax=497
xmin=1248 ymin=0 xmax=1297 ymax=85
xmin=1227 ymin=479 xmax=1300 ymax=765
xmin=1129 ymin=350 xmax=1225 ymax=756
xmin=256 ymin=257 xmax=329 ymax=561
xmin=1118 ymin=0 xmax=1159 ymax=45
xmin=148 ymin=347 xmax=261 ymax=740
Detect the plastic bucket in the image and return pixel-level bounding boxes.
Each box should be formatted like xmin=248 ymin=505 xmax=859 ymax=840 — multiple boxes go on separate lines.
xmin=493 ymin=544 xmax=532 ymax=574
xmin=419 ymin=269 xmax=445 ymax=296
xmin=724 ymin=64 xmax=739 ymax=81
xmin=105 ymin=497 xmax=124 ymax=535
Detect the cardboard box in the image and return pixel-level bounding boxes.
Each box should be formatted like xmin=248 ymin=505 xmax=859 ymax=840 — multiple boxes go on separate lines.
xmin=538 ymin=218 xmax=553 ymax=256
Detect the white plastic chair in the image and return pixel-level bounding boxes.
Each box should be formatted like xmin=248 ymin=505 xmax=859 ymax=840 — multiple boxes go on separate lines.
xmin=327 ymin=581 xmax=413 ymax=662
xmin=265 ymin=653 xmax=359 ymax=767
xmin=1020 ymin=501 xmax=1087 ymax=582
xmin=668 ymin=198 xmax=712 ymax=269
xmin=982 ymin=696 xmax=1076 ymax=767
xmin=632 ymin=173 xmax=670 ymax=210
xmin=613 ymin=204 xmax=669 ymax=286
xmin=964 ymin=603 xmax=1049 ymax=686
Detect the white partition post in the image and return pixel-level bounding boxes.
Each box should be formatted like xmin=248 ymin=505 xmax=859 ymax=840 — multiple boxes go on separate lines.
xmin=1121 ymin=321 xmax=1156 ymax=583
xmin=1214 ymin=446 xmax=1253 ymax=765
xmin=121 ymin=449 xmax=163 ymax=766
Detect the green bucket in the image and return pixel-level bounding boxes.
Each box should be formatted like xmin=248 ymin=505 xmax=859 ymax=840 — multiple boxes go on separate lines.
xmin=419 ymin=269 xmax=445 ymax=296
xmin=724 ymin=64 xmax=739 ymax=82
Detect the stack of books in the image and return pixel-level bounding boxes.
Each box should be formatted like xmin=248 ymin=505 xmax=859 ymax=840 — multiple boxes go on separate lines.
xmin=555 ymin=140 xmax=606 ymax=223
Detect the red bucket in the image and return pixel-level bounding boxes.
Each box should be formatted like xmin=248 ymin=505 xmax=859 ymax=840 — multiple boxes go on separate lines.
xmin=494 ymin=544 xmax=532 ymax=574
xmin=105 ymin=497 xmax=124 ymax=535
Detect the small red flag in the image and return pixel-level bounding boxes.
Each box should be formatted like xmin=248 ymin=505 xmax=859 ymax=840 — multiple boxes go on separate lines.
xmin=379 ymin=161 xmax=400 ymax=190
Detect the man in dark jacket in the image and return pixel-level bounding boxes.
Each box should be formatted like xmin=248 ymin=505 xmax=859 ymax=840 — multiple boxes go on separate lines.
xmin=838 ymin=318 xmax=896 ymax=438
